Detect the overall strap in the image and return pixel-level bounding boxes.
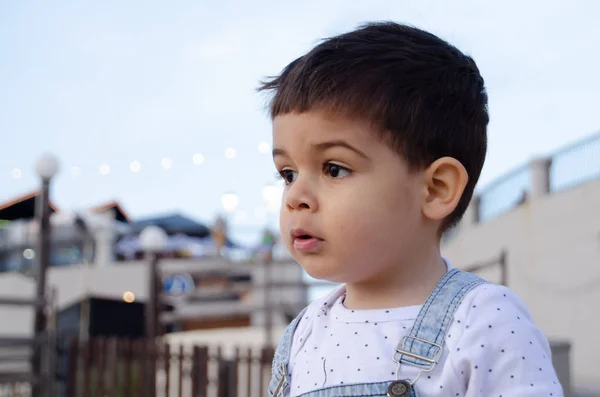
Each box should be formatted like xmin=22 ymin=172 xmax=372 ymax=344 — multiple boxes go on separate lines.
xmin=394 ymin=269 xmax=487 ymax=370
xmin=269 ymin=307 xmax=307 ymax=396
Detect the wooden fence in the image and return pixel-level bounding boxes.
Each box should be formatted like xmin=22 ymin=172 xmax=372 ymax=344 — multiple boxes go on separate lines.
xmin=66 ymin=338 xmax=275 ymax=397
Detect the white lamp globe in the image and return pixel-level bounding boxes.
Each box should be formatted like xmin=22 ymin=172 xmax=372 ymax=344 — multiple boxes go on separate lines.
xmin=35 ymin=153 xmax=60 ymax=180
xmin=139 ymin=226 xmax=168 ymax=253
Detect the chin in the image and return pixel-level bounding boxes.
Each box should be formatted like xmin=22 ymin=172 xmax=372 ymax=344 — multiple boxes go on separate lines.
xmin=297 ymin=257 xmax=346 ymax=283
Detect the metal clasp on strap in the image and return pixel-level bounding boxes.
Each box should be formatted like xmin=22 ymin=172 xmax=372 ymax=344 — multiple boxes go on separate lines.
xmin=392 ymin=336 xmax=443 ymax=385
xmin=273 ymin=363 xmax=288 ymax=397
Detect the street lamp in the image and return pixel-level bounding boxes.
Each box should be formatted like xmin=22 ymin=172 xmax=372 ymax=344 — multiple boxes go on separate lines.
xmin=139 ymin=225 xmax=167 ymax=397
xmin=31 ymin=153 xmax=59 ymax=397
xmin=139 ymin=225 xmax=167 ymax=339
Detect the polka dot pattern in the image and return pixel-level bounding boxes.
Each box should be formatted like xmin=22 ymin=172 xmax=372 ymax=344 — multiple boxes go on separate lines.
xmin=286 ymin=283 xmax=563 ymax=396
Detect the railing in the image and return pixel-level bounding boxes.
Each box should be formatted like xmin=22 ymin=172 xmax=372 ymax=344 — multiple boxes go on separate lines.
xmin=66 ymin=338 xmax=274 ymax=397
xmin=0 ymin=238 xmax=91 ymax=273
xmin=550 ymin=130 xmax=600 ymax=192
xmin=0 ymin=289 xmax=57 ymax=397
xmin=474 ymin=129 xmax=600 ymax=224
xmin=477 ymin=165 xmax=530 ymax=222
xmin=0 ymin=222 xmax=97 ymax=272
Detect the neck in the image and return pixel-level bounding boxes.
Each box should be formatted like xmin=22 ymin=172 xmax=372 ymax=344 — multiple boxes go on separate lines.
xmin=342 ymin=246 xmax=447 ymax=310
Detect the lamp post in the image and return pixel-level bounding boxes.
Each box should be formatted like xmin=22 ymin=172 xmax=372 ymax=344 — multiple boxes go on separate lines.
xmin=139 ymin=225 xmax=167 ymax=340
xmin=139 ymin=225 xmax=167 ymax=397
xmin=31 ymin=153 xmax=59 ymax=397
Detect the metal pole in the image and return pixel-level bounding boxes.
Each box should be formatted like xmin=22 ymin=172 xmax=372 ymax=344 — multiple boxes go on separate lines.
xmin=31 ymin=179 xmax=51 ymax=397
xmin=145 ymin=253 xmax=159 ymax=397
xmin=146 ymin=253 xmax=159 ymax=340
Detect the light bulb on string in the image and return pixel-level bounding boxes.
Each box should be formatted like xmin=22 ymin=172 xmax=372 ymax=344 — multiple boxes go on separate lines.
xmin=99 ymin=164 xmax=111 ymax=176
xmin=130 ymin=161 xmax=142 ymax=173
xmin=258 ymin=141 xmax=270 ymax=154
xmin=161 ymin=157 xmax=173 ymax=170
xmin=224 ymin=147 xmax=237 ymax=159
xmin=192 ymin=153 xmax=205 ymax=165
xmin=11 ymin=168 xmax=22 ymax=179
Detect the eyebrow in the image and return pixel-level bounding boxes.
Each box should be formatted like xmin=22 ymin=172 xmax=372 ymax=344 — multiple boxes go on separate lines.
xmin=313 ymin=140 xmax=369 ymax=159
xmin=272 ymin=140 xmax=369 ymax=160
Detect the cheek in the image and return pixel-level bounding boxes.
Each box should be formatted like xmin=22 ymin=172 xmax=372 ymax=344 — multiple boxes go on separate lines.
xmin=328 ymin=181 xmax=420 ymax=243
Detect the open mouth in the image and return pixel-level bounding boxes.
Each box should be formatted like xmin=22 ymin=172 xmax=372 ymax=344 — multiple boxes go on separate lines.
xmin=291 ymin=229 xmax=323 ymax=252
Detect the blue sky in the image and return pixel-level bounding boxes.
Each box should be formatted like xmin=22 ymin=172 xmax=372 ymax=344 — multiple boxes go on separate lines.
xmin=1 ymin=0 xmax=599 ymax=240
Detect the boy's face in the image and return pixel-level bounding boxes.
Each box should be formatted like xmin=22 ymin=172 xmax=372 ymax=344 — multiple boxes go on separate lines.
xmin=272 ymin=111 xmax=427 ymax=285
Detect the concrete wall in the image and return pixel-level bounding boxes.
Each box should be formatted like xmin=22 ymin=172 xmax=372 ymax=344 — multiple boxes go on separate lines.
xmin=442 ymin=176 xmax=600 ymax=393
xmin=0 ymin=258 xmax=306 ymax=337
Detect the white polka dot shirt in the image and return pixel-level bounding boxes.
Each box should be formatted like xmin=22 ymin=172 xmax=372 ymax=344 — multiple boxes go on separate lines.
xmin=287 ymin=283 xmax=563 ymax=396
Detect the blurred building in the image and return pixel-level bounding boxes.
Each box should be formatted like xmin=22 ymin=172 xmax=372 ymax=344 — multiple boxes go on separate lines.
xmin=442 ymin=130 xmax=600 ymax=395
xmin=0 ymin=196 xmax=307 ymax=343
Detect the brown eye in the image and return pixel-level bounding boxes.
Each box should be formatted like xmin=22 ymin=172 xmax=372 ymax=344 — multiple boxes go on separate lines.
xmin=280 ymin=169 xmax=297 ymax=184
xmin=324 ymin=163 xmax=351 ymax=179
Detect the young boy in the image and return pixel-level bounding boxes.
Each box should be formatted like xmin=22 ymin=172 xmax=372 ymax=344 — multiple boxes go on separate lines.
xmin=259 ymin=22 xmax=563 ymax=397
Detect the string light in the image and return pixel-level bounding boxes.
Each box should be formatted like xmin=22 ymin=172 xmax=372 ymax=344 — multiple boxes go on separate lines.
xmin=23 ymin=249 xmax=35 ymax=260
xmin=99 ymin=164 xmax=111 ymax=176
xmin=161 ymin=157 xmax=173 ymax=170
xmin=122 ymin=291 xmax=135 ymax=303
xmin=258 ymin=141 xmax=270 ymax=154
xmin=192 ymin=153 xmax=205 ymax=165
xmin=5 ymin=143 xmax=272 ymax=181
xmin=129 ymin=161 xmax=142 ymax=173
xmin=224 ymin=147 xmax=237 ymax=159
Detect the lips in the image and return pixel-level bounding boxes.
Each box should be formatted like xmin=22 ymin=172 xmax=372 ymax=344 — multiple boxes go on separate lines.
xmin=291 ymin=228 xmax=324 ymax=253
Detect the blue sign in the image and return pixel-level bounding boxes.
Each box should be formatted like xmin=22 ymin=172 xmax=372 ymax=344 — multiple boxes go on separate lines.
xmin=163 ymin=273 xmax=195 ymax=296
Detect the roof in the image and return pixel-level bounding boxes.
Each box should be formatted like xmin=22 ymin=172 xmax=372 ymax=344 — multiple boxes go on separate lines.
xmin=0 ymin=191 xmax=59 ymax=221
xmin=130 ymin=213 xmax=211 ymax=238
xmin=88 ymin=201 xmax=131 ymax=223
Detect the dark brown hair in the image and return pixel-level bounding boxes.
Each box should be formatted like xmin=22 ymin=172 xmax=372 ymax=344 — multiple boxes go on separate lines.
xmin=258 ymin=22 xmax=488 ymax=231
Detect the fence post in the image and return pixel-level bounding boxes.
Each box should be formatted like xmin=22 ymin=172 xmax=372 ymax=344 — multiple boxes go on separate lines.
xmin=529 ymin=157 xmax=552 ymax=198
xmin=96 ymin=338 xmax=106 ymax=397
xmin=217 ymin=360 xmax=229 ymax=397
xmin=191 ymin=346 xmax=209 ymax=397
xmin=231 ymin=347 xmax=240 ymax=397
xmin=259 ymin=347 xmax=275 ymax=396
xmin=464 ymin=194 xmax=481 ymax=226
xmin=164 ymin=342 xmax=171 ymax=397
xmin=499 ymin=250 xmax=508 ymax=286
xmin=67 ymin=338 xmax=79 ymax=397
xmin=217 ymin=358 xmax=239 ymax=397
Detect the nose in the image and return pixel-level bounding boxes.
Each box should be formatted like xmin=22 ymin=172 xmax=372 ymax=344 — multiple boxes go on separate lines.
xmin=284 ymin=177 xmax=318 ymax=212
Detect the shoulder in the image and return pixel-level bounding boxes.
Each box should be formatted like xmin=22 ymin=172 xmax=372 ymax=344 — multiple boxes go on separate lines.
xmin=456 ymin=282 xmax=535 ymax=325
xmin=452 ymin=283 xmax=547 ymax=352
xmin=447 ymin=283 xmax=563 ymax=395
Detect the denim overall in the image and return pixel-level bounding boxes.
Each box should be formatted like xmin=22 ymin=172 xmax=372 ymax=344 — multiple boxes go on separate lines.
xmin=268 ymin=269 xmax=486 ymax=397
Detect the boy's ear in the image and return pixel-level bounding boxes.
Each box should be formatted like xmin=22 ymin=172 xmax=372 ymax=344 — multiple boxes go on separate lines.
xmin=421 ymin=157 xmax=468 ymax=221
